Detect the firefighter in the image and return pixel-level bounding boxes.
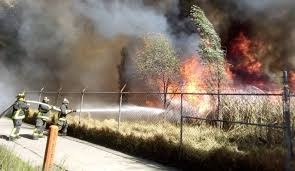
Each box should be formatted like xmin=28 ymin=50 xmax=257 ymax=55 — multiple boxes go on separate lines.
xmin=58 ymin=98 xmax=75 ymax=136
xmin=32 ymin=97 xmax=52 ymax=140
xmin=9 ymin=92 xmax=30 ymax=141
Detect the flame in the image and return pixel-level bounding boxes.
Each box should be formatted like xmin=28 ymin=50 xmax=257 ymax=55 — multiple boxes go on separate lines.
xmin=229 ymin=32 xmax=262 ymax=75
xmin=181 ymin=57 xmax=206 ymax=92
xmin=145 ymin=33 xmax=293 ymax=115
xmin=227 ymin=32 xmax=277 ymax=90
xmin=290 ymin=72 xmax=295 ymax=91
xmin=180 ymin=57 xmax=213 ymax=115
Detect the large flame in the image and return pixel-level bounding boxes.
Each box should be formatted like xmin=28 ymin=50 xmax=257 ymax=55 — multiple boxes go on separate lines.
xmin=181 ymin=57 xmax=206 ymax=93
xmin=229 ymin=32 xmax=262 ymax=75
xmin=289 ymin=72 xmax=295 ymax=91
xmin=145 ymin=32 xmax=294 ymax=116
xmin=228 ymin=32 xmax=268 ymax=89
xmin=180 ymin=57 xmax=213 ymax=115
xmin=149 ymin=56 xmax=216 ymax=116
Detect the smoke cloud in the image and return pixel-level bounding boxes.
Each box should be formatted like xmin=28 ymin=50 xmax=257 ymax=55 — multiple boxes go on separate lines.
xmin=73 ymin=0 xmax=169 ymax=38
xmin=196 ymin=0 xmax=295 ymax=79
xmin=1 ymin=0 xmax=293 ymax=110
xmin=0 ymin=0 xmax=201 ymax=109
xmin=238 ymin=0 xmax=295 ymax=10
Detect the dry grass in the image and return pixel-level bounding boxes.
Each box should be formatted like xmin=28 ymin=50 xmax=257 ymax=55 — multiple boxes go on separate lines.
xmin=66 ymin=114 xmax=291 ymax=171
xmin=220 ymin=95 xmax=284 ymax=126
xmin=23 ymin=94 xmax=295 ymax=170
xmin=0 ymin=144 xmax=35 ymax=171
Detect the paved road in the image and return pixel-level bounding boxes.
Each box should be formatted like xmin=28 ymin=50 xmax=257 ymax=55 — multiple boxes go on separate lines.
xmin=0 ymin=118 xmax=177 ymax=171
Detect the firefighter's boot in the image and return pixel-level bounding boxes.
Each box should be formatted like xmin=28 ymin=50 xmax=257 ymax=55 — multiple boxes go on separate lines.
xmin=32 ymin=129 xmax=39 ymax=140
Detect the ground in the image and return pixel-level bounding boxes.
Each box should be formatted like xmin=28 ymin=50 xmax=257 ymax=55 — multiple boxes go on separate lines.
xmin=0 ymin=118 xmax=177 ymax=171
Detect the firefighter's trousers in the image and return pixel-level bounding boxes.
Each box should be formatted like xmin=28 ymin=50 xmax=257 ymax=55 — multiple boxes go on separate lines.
xmin=58 ymin=118 xmax=68 ymax=135
xmin=33 ymin=118 xmax=46 ymax=138
xmin=10 ymin=119 xmax=22 ymax=139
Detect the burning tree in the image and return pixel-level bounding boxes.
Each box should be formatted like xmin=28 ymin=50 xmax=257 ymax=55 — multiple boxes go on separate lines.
xmin=134 ymin=33 xmax=180 ymax=109
xmin=190 ymin=5 xmax=228 ymax=127
xmin=190 ymin=5 xmax=226 ymax=90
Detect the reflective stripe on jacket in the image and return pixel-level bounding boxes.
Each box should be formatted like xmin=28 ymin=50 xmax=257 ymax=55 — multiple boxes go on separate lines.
xmin=12 ymin=100 xmax=29 ymax=120
xmin=58 ymin=117 xmax=67 ymax=122
xmin=37 ymin=112 xmax=50 ymax=121
xmin=12 ymin=109 xmax=25 ymax=119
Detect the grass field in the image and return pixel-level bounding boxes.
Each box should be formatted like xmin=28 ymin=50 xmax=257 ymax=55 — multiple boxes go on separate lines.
xmin=0 ymin=144 xmax=35 ymax=171
xmin=66 ymin=115 xmax=291 ymax=171
xmin=23 ymin=94 xmax=295 ymax=170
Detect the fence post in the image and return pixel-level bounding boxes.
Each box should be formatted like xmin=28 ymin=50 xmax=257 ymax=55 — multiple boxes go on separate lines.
xmin=55 ymin=87 xmax=62 ymax=106
xmin=118 ymin=84 xmax=126 ymax=131
xmin=38 ymin=87 xmax=45 ymax=102
xmin=179 ymin=93 xmax=183 ymax=160
xmin=79 ymin=88 xmax=86 ymax=125
xmin=283 ymin=70 xmax=293 ymax=171
xmin=217 ymin=64 xmax=222 ymax=129
xmin=43 ymin=125 xmax=58 ymax=171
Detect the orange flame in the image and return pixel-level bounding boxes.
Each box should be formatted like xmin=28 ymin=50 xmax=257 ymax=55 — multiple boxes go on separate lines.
xmin=290 ymin=72 xmax=295 ymax=91
xmin=229 ymin=32 xmax=262 ymax=75
xmin=180 ymin=57 xmax=213 ymax=115
xmin=181 ymin=57 xmax=206 ymax=92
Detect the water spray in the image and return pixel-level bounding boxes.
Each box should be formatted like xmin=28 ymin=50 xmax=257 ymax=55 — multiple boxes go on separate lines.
xmin=25 ymin=100 xmax=165 ymax=115
xmin=75 ymin=106 xmax=165 ymax=114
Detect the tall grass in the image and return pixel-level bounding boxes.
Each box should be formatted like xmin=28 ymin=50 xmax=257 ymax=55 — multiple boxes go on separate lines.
xmin=67 ymin=114 xmax=291 ymax=171
xmin=24 ymin=94 xmax=295 ymax=170
xmin=0 ymin=144 xmax=35 ymax=171
xmin=220 ymin=94 xmax=283 ymax=126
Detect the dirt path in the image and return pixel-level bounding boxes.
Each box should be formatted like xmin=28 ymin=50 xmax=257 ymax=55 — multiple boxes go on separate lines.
xmin=0 ymin=118 xmax=177 ymax=171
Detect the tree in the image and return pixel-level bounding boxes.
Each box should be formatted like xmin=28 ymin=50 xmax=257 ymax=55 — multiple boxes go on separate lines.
xmin=190 ymin=5 xmax=227 ymax=90
xmin=191 ymin=5 xmax=227 ymax=128
xmin=134 ymin=33 xmax=180 ymax=108
xmin=191 ymin=5 xmax=224 ymax=62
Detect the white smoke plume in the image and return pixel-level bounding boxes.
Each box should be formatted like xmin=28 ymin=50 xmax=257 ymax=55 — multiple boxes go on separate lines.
xmin=73 ymin=0 xmax=169 ymax=38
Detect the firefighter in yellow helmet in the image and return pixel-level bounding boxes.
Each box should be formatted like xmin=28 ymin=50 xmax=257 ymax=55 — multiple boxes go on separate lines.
xmin=32 ymin=97 xmax=52 ymax=140
xmin=9 ymin=92 xmax=30 ymax=141
xmin=58 ymin=98 xmax=75 ymax=136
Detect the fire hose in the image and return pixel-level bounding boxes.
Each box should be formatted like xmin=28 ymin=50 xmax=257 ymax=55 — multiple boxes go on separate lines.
xmin=26 ymin=100 xmax=76 ymax=114
xmin=0 ymin=100 xmax=77 ymax=118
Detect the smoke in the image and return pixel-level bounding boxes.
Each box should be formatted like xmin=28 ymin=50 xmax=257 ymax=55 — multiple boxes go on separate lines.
xmin=238 ymin=0 xmax=295 ymax=10
xmin=0 ymin=0 xmax=201 ymax=109
xmin=237 ymin=0 xmax=295 ymax=74
xmin=0 ymin=62 xmax=16 ymax=108
xmin=196 ymin=0 xmax=295 ymax=80
xmin=73 ymin=0 xmax=169 ymax=38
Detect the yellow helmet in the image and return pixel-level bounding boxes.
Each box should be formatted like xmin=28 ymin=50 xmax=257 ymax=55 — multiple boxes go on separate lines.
xmin=43 ymin=97 xmax=50 ymax=103
xmin=16 ymin=92 xmax=25 ymax=98
xmin=62 ymin=98 xmax=69 ymax=104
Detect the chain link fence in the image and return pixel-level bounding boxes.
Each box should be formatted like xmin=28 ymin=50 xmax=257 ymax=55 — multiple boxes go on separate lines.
xmin=24 ymin=90 xmax=293 ymax=169
xmin=21 ymin=72 xmax=294 ymax=170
